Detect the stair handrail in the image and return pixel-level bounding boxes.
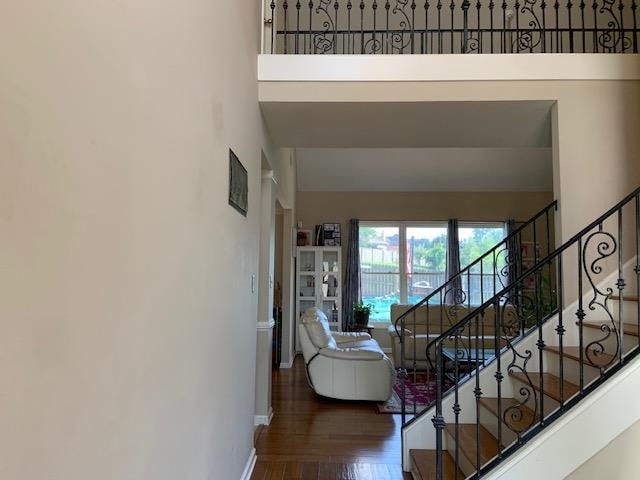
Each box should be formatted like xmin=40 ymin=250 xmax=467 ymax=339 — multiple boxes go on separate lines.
xmin=427 ymin=185 xmax=640 ymax=354
xmin=393 ymin=199 xmax=557 ymax=339
xmin=426 ymin=185 xmax=640 ymax=480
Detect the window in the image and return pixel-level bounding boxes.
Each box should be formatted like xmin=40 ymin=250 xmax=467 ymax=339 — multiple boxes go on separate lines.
xmin=360 ymin=222 xmax=448 ymax=322
xmin=359 ymin=222 xmax=507 ymax=323
xmin=459 ymin=223 xmax=507 ymax=306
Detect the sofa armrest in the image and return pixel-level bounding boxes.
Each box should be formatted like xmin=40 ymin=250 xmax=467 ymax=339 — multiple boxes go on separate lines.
xmin=333 ymin=332 xmax=372 ymax=344
xmin=319 ymin=347 xmax=384 ymax=361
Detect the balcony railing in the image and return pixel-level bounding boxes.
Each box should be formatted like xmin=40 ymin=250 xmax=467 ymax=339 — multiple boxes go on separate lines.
xmin=265 ymin=0 xmax=639 ymax=54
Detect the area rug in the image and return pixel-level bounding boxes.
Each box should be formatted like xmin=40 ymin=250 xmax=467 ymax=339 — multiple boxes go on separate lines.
xmin=377 ymin=372 xmax=452 ymax=414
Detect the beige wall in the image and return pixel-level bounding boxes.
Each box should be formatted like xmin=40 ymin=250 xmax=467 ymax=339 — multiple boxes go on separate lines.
xmin=0 ymin=2 xmax=294 ymax=480
xmin=566 ymin=419 xmax=640 ymax=480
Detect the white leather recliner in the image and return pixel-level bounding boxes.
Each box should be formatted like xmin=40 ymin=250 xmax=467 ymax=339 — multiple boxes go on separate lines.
xmin=298 ymin=307 xmax=394 ymax=401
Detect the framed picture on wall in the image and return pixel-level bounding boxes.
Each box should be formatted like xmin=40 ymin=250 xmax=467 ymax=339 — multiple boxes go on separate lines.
xmin=228 ymin=149 xmax=248 ymax=216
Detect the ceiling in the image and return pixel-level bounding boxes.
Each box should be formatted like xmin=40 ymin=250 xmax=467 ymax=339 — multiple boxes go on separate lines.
xmin=296 ymin=147 xmax=553 ymax=192
xmin=262 ymin=100 xmax=554 ymax=148
xmin=262 ymin=99 xmax=554 ymax=192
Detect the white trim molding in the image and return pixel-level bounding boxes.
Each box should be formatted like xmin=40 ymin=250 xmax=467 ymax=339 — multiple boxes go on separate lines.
xmin=240 ymin=448 xmax=257 ymax=480
xmin=259 ymin=53 xmax=640 ymax=82
xmin=254 ymin=407 xmax=274 ymax=426
xmin=256 ymin=319 xmax=276 ymax=331
xmin=279 ymin=358 xmax=295 ymax=369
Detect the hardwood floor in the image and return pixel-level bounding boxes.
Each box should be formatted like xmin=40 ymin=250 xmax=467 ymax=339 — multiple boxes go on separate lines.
xmin=251 ymin=356 xmax=411 ymax=480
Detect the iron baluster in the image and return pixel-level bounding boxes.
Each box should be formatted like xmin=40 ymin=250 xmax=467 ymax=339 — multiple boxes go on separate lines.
xmin=438 ymin=0 xmax=443 ymax=53
xmin=593 ymin=0 xmax=599 ymax=53
xmin=386 ymin=1 xmax=391 ymax=54
xmin=284 ymin=0 xmax=289 ymax=53
xmin=453 ymin=330 xmax=461 ymax=477
xmin=360 ymin=0 xmax=365 ymax=53
xmin=347 ymin=1 xmax=352 ymax=54
xmin=494 ymin=298 xmax=503 ymax=457
xmin=271 ymin=1 xmax=276 ymax=54
xmin=433 ymin=340 xmax=445 ymax=480
xmin=309 ymin=0 xmax=314 ymax=54
xmin=411 ymin=0 xmax=417 ymax=53
xmin=577 ymin=237 xmax=585 ymax=392
xmin=450 ymin=0 xmax=455 ymax=53
xmin=501 ymin=0 xmax=507 ymax=54
xmin=333 ymin=1 xmax=339 ymax=54
xmin=617 ymin=208 xmax=625 ymax=363
xmin=477 ymin=0 xmax=482 ymax=53
xmin=474 ymin=315 xmax=482 ymax=478
xmin=373 ymin=0 xmax=378 ymax=54
xmin=515 ymin=0 xmax=521 ymax=52
xmin=490 ymin=0 xmax=495 ymax=52
xmin=580 ymin=0 xmax=586 ymax=52
xmin=633 ymin=0 xmax=638 ymax=53
xmin=568 ymin=0 xmax=574 ymax=52
xmin=535 ymin=268 xmax=546 ymax=424
xmin=463 ymin=0 xmax=471 ymax=52
xmin=424 ymin=0 xmax=430 ymax=53
xmin=296 ymin=0 xmax=301 ymax=53
xmin=554 ymin=0 xmax=560 ymax=51
xmin=557 ymin=255 xmax=565 ymax=407
xmin=619 ymin=0 xmax=625 ymax=53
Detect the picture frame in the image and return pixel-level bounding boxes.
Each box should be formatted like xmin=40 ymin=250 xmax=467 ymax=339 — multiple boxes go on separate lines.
xmin=228 ymin=149 xmax=248 ymax=216
xmin=296 ymin=229 xmax=312 ymax=246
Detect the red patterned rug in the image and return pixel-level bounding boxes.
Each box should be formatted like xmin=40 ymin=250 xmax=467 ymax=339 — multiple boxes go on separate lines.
xmin=377 ymin=372 xmax=452 ymax=414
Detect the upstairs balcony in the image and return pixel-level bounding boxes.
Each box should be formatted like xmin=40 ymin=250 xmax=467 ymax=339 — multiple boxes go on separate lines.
xmin=262 ymin=0 xmax=638 ymax=55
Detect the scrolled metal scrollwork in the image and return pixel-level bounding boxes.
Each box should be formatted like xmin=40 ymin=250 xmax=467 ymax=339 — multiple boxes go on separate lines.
xmin=313 ymin=0 xmax=335 ymax=53
xmin=512 ymin=0 xmax=544 ymax=52
xmin=582 ymin=229 xmax=619 ymax=367
xmin=598 ymin=0 xmax=632 ymax=51
xmin=500 ymin=294 xmax=538 ymax=436
xmin=387 ymin=0 xmax=413 ymax=52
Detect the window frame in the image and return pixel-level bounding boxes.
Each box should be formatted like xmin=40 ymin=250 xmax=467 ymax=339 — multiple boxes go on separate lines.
xmin=359 ymin=220 xmax=508 ymax=325
xmin=359 ymin=221 xmax=448 ymax=324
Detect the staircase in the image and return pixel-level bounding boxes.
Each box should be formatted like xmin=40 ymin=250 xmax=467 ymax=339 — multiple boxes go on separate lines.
xmin=399 ymin=187 xmax=640 ymax=479
xmin=394 ymin=201 xmax=557 ymax=421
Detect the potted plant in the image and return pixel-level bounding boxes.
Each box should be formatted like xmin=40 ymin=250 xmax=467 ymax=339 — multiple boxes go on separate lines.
xmin=353 ymin=302 xmax=373 ymax=327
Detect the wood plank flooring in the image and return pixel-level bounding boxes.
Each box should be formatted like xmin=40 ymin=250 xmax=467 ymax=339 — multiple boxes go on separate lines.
xmin=251 ymin=356 xmax=411 ymax=480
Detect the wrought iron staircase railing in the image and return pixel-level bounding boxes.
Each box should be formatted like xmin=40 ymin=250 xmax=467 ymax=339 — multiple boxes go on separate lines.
xmin=423 ymin=186 xmax=640 ymax=479
xmin=392 ymin=200 xmax=556 ymax=422
xmin=266 ymin=0 xmax=640 ymax=54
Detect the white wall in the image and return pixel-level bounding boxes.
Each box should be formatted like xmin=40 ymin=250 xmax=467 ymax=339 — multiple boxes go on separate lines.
xmin=565 ymin=419 xmax=640 ymax=480
xmin=0 ymin=2 xmax=293 ymax=479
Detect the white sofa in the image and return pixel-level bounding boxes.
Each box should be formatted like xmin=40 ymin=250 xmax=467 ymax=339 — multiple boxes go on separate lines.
xmin=298 ymin=307 xmax=394 ymax=401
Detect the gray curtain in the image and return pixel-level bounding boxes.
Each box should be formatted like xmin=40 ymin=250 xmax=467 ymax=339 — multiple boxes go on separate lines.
xmin=342 ymin=219 xmax=360 ymax=330
xmin=445 ymin=219 xmax=461 ymax=304
xmin=506 ymin=219 xmax=518 ymax=287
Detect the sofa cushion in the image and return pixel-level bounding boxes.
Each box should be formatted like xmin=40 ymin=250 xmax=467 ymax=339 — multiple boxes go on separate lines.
xmin=301 ymin=307 xmax=336 ymax=349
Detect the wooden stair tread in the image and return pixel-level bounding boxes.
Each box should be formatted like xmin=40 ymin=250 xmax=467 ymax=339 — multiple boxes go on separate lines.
xmin=445 ymin=423 xmax=499 ymax=468
xmin=410 ymin=449 xmax=462 ymax=480
xmin=479 ymin=397 xmax=537 ymax=433
xmin=582 ymin=321 xmax=639 ymax=337
xmin=545 ymin=346 xmax=615 ymax=368
xmin=510 ymin=372 xmax=579 ymax=403
xmin=611 ymin=294 xmax=639 ymax=302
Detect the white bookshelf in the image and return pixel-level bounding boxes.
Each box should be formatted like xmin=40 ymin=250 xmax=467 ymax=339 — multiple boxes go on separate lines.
xmin=295 ymin=247 xmax=342 ymax=348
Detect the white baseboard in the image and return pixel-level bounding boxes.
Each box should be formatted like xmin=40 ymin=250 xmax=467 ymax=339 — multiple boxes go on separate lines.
xmin=279 ymin=358 xmax=294 ymax=368
xmin=240 ymin=447 xmax=257 ymax=480
xmin=254 ymin=407 xmax=274 ymax=426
